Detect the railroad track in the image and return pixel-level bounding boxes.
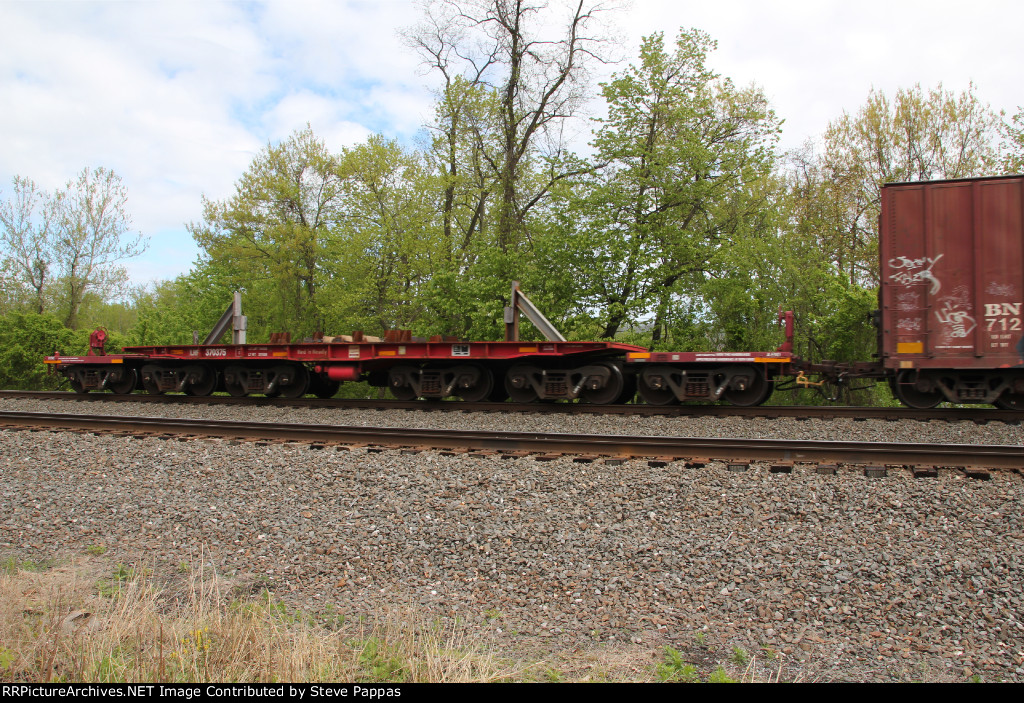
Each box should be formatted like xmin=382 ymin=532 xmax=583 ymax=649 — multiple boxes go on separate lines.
xmin=2 ymin=390 xmax=1021 ymax=423
xmin=1 ymin=410 xmax=1021 ymax=475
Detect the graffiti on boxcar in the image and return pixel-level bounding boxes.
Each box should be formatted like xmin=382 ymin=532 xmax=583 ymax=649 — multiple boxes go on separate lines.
xmin=985 ymin=281 xmax=1018 ymax=298
xmin=934 ymin=286 xmax=976 ymax=340
xmin=897 ymin=317 xmax=923 ymax=332
xmin=888 ymin=254 xmax=943 ymax=294
xmin=896 ymin=290 xmax=922 ymax=311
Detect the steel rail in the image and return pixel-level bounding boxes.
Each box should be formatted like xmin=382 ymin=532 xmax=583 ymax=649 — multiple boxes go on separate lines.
xmin=0 ymin=410 xmax=1021 ymax=470
xmin=1 ymin=390 xmax=1021 ymax=423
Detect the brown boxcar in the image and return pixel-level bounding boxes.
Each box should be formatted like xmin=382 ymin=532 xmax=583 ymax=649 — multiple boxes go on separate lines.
xmin=880 ymin=174 xmax=1024 ymax=408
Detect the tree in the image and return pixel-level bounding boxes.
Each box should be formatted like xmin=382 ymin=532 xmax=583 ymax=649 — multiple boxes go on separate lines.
xmin=0 ymin=176 xmax=54 ymax=314
xmin=560 ymin=29 xmax=781 ymax=343
xmin=54 ymin=167 xmax=147 ymax=329
xmin=0 ymin=312 xmax=76 ymax=389
xmin=407 ymin=0 xmax=614 ymax=252
xmin=189 ymin=126 xmax=343 ymax=337
xmin=320 ymin=136 xmax=439 ymax=334
xmin=0 ymin=168 xmax=146 ymax=328
xmin=820 ymin=83 xmax=1001 ymax=285
xmin=1002 ymin=107 xmax=1024 ymax=173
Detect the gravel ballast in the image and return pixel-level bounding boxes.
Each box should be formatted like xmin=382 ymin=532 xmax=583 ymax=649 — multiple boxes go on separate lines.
xmin=1 ymin=398 xmax=1023 ymax=682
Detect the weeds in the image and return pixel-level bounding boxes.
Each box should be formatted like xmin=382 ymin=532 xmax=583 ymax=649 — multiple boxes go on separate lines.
xmin=657 ymin=646 xmax=699 ymax=682
xmin=708 ymin=666 xmax=737 ymax=683
xmin=355 ymin=637 xmax=407 ymax=683
xmin=97 ymin=564 xmax=142 ymax=598
xmin=1 ymin=556 xmax=50 ymax=575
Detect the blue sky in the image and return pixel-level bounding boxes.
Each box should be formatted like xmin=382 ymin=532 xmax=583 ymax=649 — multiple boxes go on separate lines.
xmin=1 ymin=0 xmax=1022 ymax=288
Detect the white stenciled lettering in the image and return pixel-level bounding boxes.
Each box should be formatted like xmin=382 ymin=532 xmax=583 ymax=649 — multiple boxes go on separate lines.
xmin=984 ymin=302 xmax=1022 ymax=317
xmin=983 ymin=301 xmax=1022 ymax=334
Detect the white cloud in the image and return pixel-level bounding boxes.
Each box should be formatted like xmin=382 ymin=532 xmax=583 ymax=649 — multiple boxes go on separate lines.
xmin=260 ymin=91 xmax=374 ymax=148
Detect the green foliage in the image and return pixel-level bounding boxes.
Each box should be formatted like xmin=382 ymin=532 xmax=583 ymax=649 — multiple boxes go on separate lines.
xmin=1 ymin=555 xmax=51 ymax=574
xmin=0 ymin=168 xmax=147 ymax=329
xmin=189 ymin=126 xmax=343 ymax=339
xmin=318 ymin=136 xmax=439 ymax=336
xmin=97 ymin=563 xmax=141 ymax=598
xmin=1001 ymin=107 xmax=1024 ymax=173
xmin=127 ymin=271 xmax=238 ymax=346
xmin=0 ymin=647 xmax=15 ymax=672
xmin=0 ymin=312 xmax=77 ymax=389
xmin=707 ymin=666 xmax=737 ymax=683
xmin=355 ymin=637 xmax=408 ymax=683
xmin=557 ymin=29 xmax=782 ymax=345
xmin=804 ymin=282 xmax=878 ymax=363
xmin=656 ymin=646 xmax=699 ymax=682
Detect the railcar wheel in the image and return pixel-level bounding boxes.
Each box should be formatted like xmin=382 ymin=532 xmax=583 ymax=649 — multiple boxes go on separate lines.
xmin=581 ymin=363 xmax=625 ymax=405
xmin=140 ymin=366 xmax=163 ymax=395
xmin=994 ymin=393 xmax=1024 ymax=410
xmin=223 ymin=366 xmax=248 ymax=397
xmin=722 ymin=368 xmax=771 ymax=407
xmin=389 ymin=386 xmax=417 ymax=400
xmin=275 ymin=365 xmax=309 ymax=398
xmin=69 ymin=376 xmax=89 ymax=394
xmin=388 ymin=366 xmax=419 ymax=400
xmin=108 ymin=368 xmax=137 ymax=395
xmin=638 ymin=383 xmax=678 ymax=406
xmin=892 ymin=370 xmax=943 ymax=409
xmin=456 ymin=367 xmax=493 ymax=403
xmin=185 ymin=365 xmax=218 ymax=397
xmin=638 ymin=367 xmax=679 ymax=405
xmin=505 ymin=365 xmax=539 ymax=403
xmin=310 ymin=376 xmax=341 ymax=399
xmin=617 ymin=372 xmax=638 ymax=404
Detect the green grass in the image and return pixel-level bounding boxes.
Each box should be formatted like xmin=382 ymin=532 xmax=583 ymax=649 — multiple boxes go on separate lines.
xmin=1 ymin=556 xmax=51 ymax=575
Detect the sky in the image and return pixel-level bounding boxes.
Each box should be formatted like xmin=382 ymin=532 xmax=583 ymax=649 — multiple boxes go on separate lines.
xmin=1 ymin=0 xmax=1022 ymax=288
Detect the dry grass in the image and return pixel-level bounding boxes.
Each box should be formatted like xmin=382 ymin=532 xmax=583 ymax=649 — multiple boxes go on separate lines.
xmin=0 ymin=557 xmax=519 ymax=683
xmin=0 ymin=556 xmax=765 ymax=683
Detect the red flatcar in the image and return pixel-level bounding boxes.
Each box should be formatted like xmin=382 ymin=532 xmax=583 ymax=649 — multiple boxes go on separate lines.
xmin=44 ymin=285 xmax=793 ymax=406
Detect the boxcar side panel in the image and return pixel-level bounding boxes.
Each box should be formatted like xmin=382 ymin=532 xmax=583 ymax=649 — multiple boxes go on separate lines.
xmin=881 ymin=176 xmax=1024 ymax=370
